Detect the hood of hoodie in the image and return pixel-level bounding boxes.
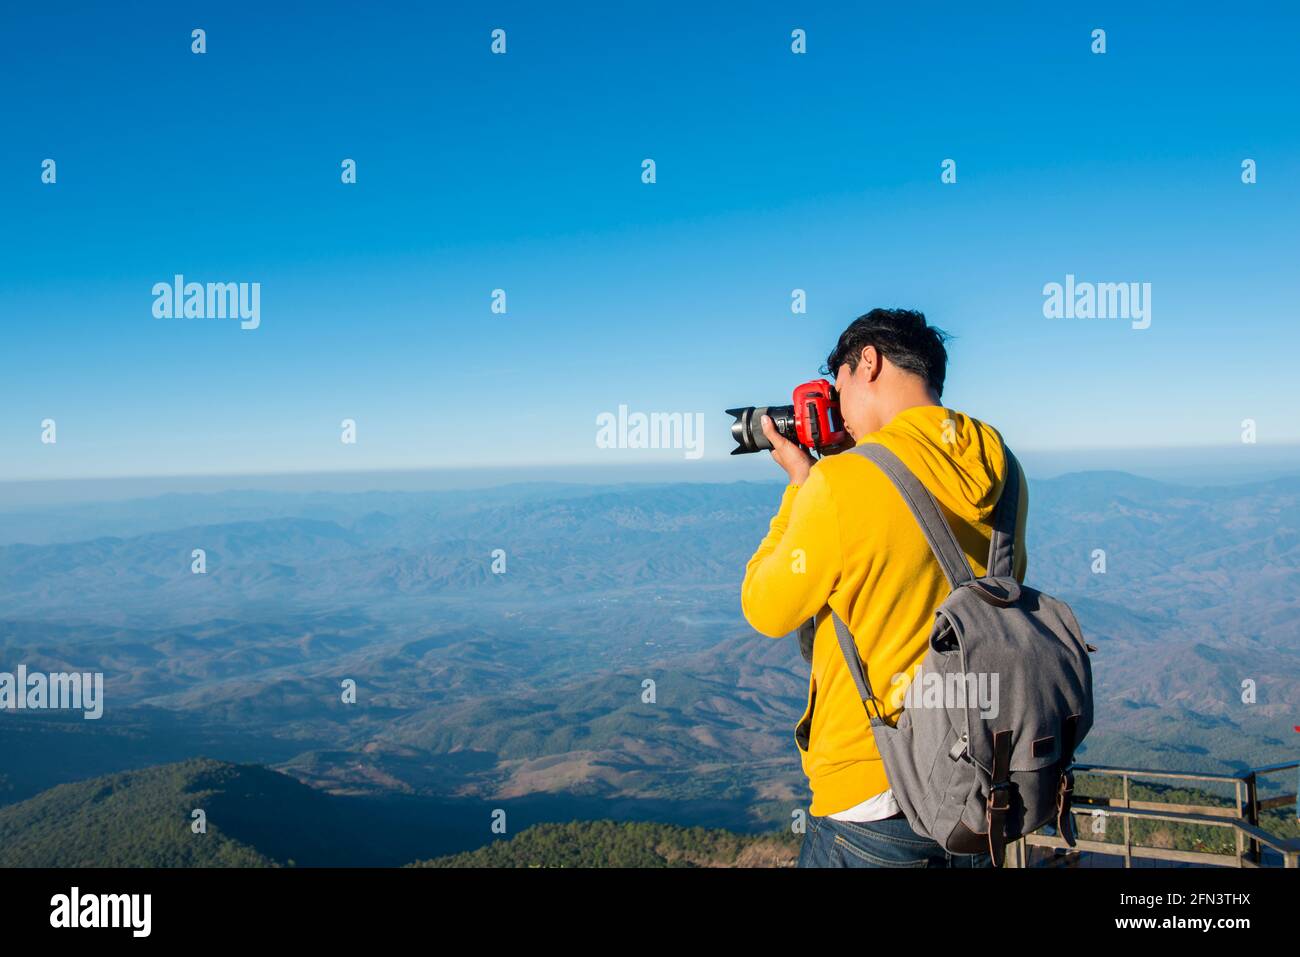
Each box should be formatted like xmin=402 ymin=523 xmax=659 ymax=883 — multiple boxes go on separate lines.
xmin=862 ymin=404 xmax=1010 ymax=524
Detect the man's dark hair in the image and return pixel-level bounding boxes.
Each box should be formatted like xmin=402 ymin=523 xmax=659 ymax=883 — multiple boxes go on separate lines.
xmin=822 ymin=308 xmax=953 ymax=398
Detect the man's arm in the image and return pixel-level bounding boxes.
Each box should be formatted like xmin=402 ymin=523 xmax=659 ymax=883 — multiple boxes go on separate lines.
xmin=741 ymin=464 xmax=843 ymax=638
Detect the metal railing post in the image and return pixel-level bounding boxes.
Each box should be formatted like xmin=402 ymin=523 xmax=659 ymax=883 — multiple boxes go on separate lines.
xmin=1234 ymin=780 xmax=1245 ymax=866
xmin=1244 ymin=772 xmax=1260 ymax=864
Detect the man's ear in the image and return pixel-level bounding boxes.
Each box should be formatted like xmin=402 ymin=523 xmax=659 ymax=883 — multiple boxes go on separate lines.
xmin=859 ymin=345 xmax=882 ymax=383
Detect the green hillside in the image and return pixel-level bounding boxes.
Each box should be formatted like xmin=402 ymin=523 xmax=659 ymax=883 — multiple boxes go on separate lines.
xmin=0 ymin=757 xmax=497 ymax=867
xmin=0 ymin=759 xmax=795 ymax=868
xmin=0 ymin=758 xmax=798 ymax=867
xmin=2 ymin=757 xmax=1289 ymax=868
xmin=0 ymin=758 xmax=277 ymax=867
xmin=410 ymin=819 xmax=800 ymax=868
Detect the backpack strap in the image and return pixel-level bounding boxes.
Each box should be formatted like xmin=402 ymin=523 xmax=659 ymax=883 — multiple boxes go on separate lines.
xmin=831 ymin=610 xmax=883 ymax=722
xmin=848 ymin=443 xmax=975 ymax=589
xmin=986 ymin=448 xmax=1021 ymax=579
xmin=830 ymin=441 xmax=975 ymax=723
xmin=831 ymin=442 xmax=1017 ymax=724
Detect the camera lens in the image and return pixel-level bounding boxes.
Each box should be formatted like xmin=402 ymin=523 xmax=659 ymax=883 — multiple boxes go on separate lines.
xmin=726 ymin=405 xmax=796 ymax=454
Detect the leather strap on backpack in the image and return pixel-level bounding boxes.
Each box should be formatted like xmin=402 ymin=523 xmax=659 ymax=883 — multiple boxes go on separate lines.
xmin=986 ymin=729 xmax=1013 ymax=866
xmin=1056 ymin=713 xmax=1081 ymax=846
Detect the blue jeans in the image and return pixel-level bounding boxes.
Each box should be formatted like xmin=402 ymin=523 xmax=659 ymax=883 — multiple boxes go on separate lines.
xmin=798 ymin=811 xmax=995 ymax=868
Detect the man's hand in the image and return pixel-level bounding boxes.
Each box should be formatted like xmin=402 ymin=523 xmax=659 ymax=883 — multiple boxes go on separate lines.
xmin=761 ymin=414 xmax=816 ymax=486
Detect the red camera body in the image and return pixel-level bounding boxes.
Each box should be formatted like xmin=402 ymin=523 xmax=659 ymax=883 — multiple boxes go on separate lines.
xmin=726 ymin=378 xmax=848 ymax=455
xmin=792 ymin=379 xmax=847 ymax=452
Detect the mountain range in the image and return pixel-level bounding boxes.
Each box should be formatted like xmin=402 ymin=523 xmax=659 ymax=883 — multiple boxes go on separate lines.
xmin=1 ymin=471 xmax=1297 ymax=863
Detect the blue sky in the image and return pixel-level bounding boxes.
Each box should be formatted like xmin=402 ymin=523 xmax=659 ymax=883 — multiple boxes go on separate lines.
xmin=2 ymin=1 xmax=1298 ymax=483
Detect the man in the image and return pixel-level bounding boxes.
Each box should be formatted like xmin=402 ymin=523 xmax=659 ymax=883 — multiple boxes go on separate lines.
xmin=740 ymin=308 xmax=1028 ymax=867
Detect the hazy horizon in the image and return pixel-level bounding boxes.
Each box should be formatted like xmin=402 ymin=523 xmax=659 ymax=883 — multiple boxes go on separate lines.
xmin=2 ymin=441 xmax=1298 ymax=507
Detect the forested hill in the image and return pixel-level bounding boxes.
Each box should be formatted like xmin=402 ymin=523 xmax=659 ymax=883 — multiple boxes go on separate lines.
xmin=0 ymin=757 xmax=486 ymax=867
xmin=0 ymin=759 xmax=276 ymax=867
xmin=0 ymin=757 xmax=799 ymax=868
xmin=409 ymin=819 xmax=799 ymax=868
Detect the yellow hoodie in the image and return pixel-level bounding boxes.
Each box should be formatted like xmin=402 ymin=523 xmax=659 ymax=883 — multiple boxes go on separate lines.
xmin=740 ymin=404 xmax=1028 ymax=816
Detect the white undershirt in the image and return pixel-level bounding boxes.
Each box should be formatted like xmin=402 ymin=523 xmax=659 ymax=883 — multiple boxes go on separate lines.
xmin=827 ymin=787 xmax=901 ymax=822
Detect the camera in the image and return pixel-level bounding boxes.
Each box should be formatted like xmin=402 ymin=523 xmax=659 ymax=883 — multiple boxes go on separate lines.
xmin=727 ymin=378 xmax=847 ymax=455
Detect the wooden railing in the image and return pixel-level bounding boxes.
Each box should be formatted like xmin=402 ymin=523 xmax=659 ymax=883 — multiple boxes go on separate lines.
xmin=1007 ymin=760 xmax=1300 ymax=868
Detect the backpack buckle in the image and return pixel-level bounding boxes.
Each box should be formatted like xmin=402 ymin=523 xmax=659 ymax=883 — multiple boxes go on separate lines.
xmin=988 ymin=780 xmax=1012 ymax=810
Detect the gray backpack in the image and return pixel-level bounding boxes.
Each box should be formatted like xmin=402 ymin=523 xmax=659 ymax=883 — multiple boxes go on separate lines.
xmin=828 ymin=442 xmax=1094 ymax=867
